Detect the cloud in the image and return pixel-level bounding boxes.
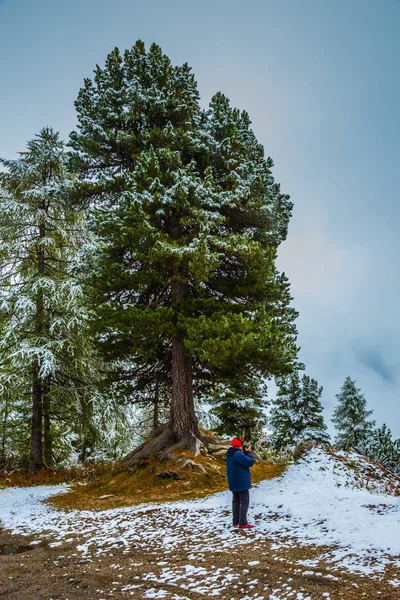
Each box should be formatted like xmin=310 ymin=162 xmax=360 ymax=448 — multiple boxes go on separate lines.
xmin=355 ymin=347 xmax=395 ymax=384
xmin=276 ymin=208 xmax=400 ymax=435
xmin=277 ymin=229 xmax=345 ymax=297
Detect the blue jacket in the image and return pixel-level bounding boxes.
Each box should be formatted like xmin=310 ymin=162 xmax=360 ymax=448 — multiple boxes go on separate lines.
xmin=226 ymin=447 xmax=254 ymax=492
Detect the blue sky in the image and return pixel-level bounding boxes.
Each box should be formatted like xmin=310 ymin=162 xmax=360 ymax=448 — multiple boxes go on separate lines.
xmin=1 ymin=0 xmax=400 ymax=435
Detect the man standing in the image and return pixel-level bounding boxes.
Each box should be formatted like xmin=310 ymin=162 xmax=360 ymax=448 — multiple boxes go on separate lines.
xmin=226 ymin=437 xmax=255 ymax=529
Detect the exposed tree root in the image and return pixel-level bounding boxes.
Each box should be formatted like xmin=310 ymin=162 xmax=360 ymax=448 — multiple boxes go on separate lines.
xmin=159 ymin=444 xmax=181 ymax=463
xmin=175 ymin=457 xmax=226 ymax=477
xmin=123 ymin=425 xmax=175 ymax=471
xmin=176 ymin=458 xmax=206 ymax=472
xmin=121 ymin=423 xmax=232 ymax=474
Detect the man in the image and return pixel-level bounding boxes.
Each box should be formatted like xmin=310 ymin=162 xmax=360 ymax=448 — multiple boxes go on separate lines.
xmin=226 ymin=437 xmax=255 ymax=529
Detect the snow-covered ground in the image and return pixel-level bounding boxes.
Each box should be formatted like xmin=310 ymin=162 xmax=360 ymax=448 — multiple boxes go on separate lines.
xmin=1 ymin=449 xmax=400 ymax=598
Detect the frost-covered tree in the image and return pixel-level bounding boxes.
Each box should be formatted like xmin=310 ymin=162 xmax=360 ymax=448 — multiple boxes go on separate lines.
xmin=70 ymin=41 xmax=299 ymax=463
xmin=270 ymin=373 xmax=330 ymax=449
xmin=298 ymin=375 xmax=330 ymax=444
xmin=269 ymin=372 xmax=302 ymax=449
xmin=0 ymin=128 xmax=96 ymax=472
xmin=363 ymin=424 xmax=400 ymax=473
xmin=332 ymin=377 xmax=375 ymax=451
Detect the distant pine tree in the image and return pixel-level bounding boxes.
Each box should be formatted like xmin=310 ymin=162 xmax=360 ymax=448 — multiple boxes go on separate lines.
xmin=270 ymin=372 xmax=302 ymax=448
xmin=270 ymin=373 xmax=329 ymax=449
xmin=297 ymin=375 xmax=330 ymax=445
xmin=332 ymin=377 xmax=375 ymax=451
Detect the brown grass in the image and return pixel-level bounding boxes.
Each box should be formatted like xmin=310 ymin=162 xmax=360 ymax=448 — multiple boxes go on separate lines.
xmin=0 ymin=462 xmax=111 ymax=489
xmin=49 ymin=452 xmax=286 ymax=511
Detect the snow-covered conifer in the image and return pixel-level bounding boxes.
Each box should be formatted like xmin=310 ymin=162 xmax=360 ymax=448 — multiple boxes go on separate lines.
xmin=332 ymin=377 xmax=375 ymax=451
xmin=270 ymin=373 xmax=330 ymax=449
xmin=0 ymin=128 xmax=96 ymax=472
xmin=297 ymin=375 xmax=330 ymax=444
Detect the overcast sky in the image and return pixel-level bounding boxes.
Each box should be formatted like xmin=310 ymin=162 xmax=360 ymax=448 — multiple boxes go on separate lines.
xmin=1 ymin=0 xmax=399 ymax=435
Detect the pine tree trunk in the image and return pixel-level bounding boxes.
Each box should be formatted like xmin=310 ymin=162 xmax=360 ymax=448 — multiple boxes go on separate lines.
xmin=153 ymin=382 xmax=160 ymax=428
xmin=79 ymin=393 xmax=96 ymax=462
xmin=0 ymin=392 xmax=9 ymax=466
xmin=29 ymin=357 xmax=43 ymax=474
xmin=29 ymin=207 xmax=46 ymax=475
xmin=169 ymin=278 xmax=199 ymax=448
xmin=43 ymin=377 xmax=52 ymax=467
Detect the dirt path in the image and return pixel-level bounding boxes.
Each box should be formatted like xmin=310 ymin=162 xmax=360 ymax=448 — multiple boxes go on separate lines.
xmin=1 ymin=525 xmax=399 ymax=599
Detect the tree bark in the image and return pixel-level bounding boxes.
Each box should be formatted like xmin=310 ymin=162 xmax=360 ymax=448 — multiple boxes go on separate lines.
xmin=29 ymin=357 xmax=43 ymax=474
xmin=0 ymin=391 xmax=9 ymax=466
xmin=42 ymin=377 xmax=52 ymax=467
xmin=153 ymin=381 xmax=160 ymax=429
xmin=169 ymin=278 xmax=199 ymax=448
xmin=29 ymin=200 xmax=46 ymax=475
xmin=79 ymin=393 xmax=95 ymax=462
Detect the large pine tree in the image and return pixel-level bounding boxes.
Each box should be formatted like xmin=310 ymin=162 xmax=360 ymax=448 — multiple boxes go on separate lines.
xmin=270 ymin=373 xmax=330 ymax=449
xmin=0 ymin=128 xmax=96 ymax=472
xmin=332 ymin=377 xmax=375 ymax=451
xmin=69 ymin=41 xmax=299 ymax=461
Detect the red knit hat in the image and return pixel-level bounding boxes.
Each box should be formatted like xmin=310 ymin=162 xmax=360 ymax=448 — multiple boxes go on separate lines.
xmin=231 ymin=437 xmax=243 ymax=448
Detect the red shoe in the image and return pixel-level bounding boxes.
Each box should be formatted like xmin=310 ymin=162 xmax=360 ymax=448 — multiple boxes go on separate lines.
xmin=232 ymin=524 xmax=239 ymax=527
xmin=239 ymin=524 xmax=254 ymax=529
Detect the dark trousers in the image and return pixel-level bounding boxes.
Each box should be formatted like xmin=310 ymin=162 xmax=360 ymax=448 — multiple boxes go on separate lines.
xmin=232 ymin=489 xmax=250 ymax=525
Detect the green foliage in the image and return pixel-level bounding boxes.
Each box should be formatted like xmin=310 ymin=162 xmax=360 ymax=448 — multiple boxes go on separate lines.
xmin=332 ymin=377 xmax=375 ymax=450
xmin=270 ymin=372 xmax=330 ymax=449
xmin=208 ymin=379 xmax=268 ymax=439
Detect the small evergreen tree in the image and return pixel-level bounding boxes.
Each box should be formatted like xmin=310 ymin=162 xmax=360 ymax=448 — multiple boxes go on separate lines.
xmin=332 ymin=377 xmax=375 ymax=451
xmin=270 ymin=373 xmax=330 ymax=449
xmin=297 ymin=375 xmax=330 ymax=444
xmin=269 ymin=372 xmax=302 ymax=448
